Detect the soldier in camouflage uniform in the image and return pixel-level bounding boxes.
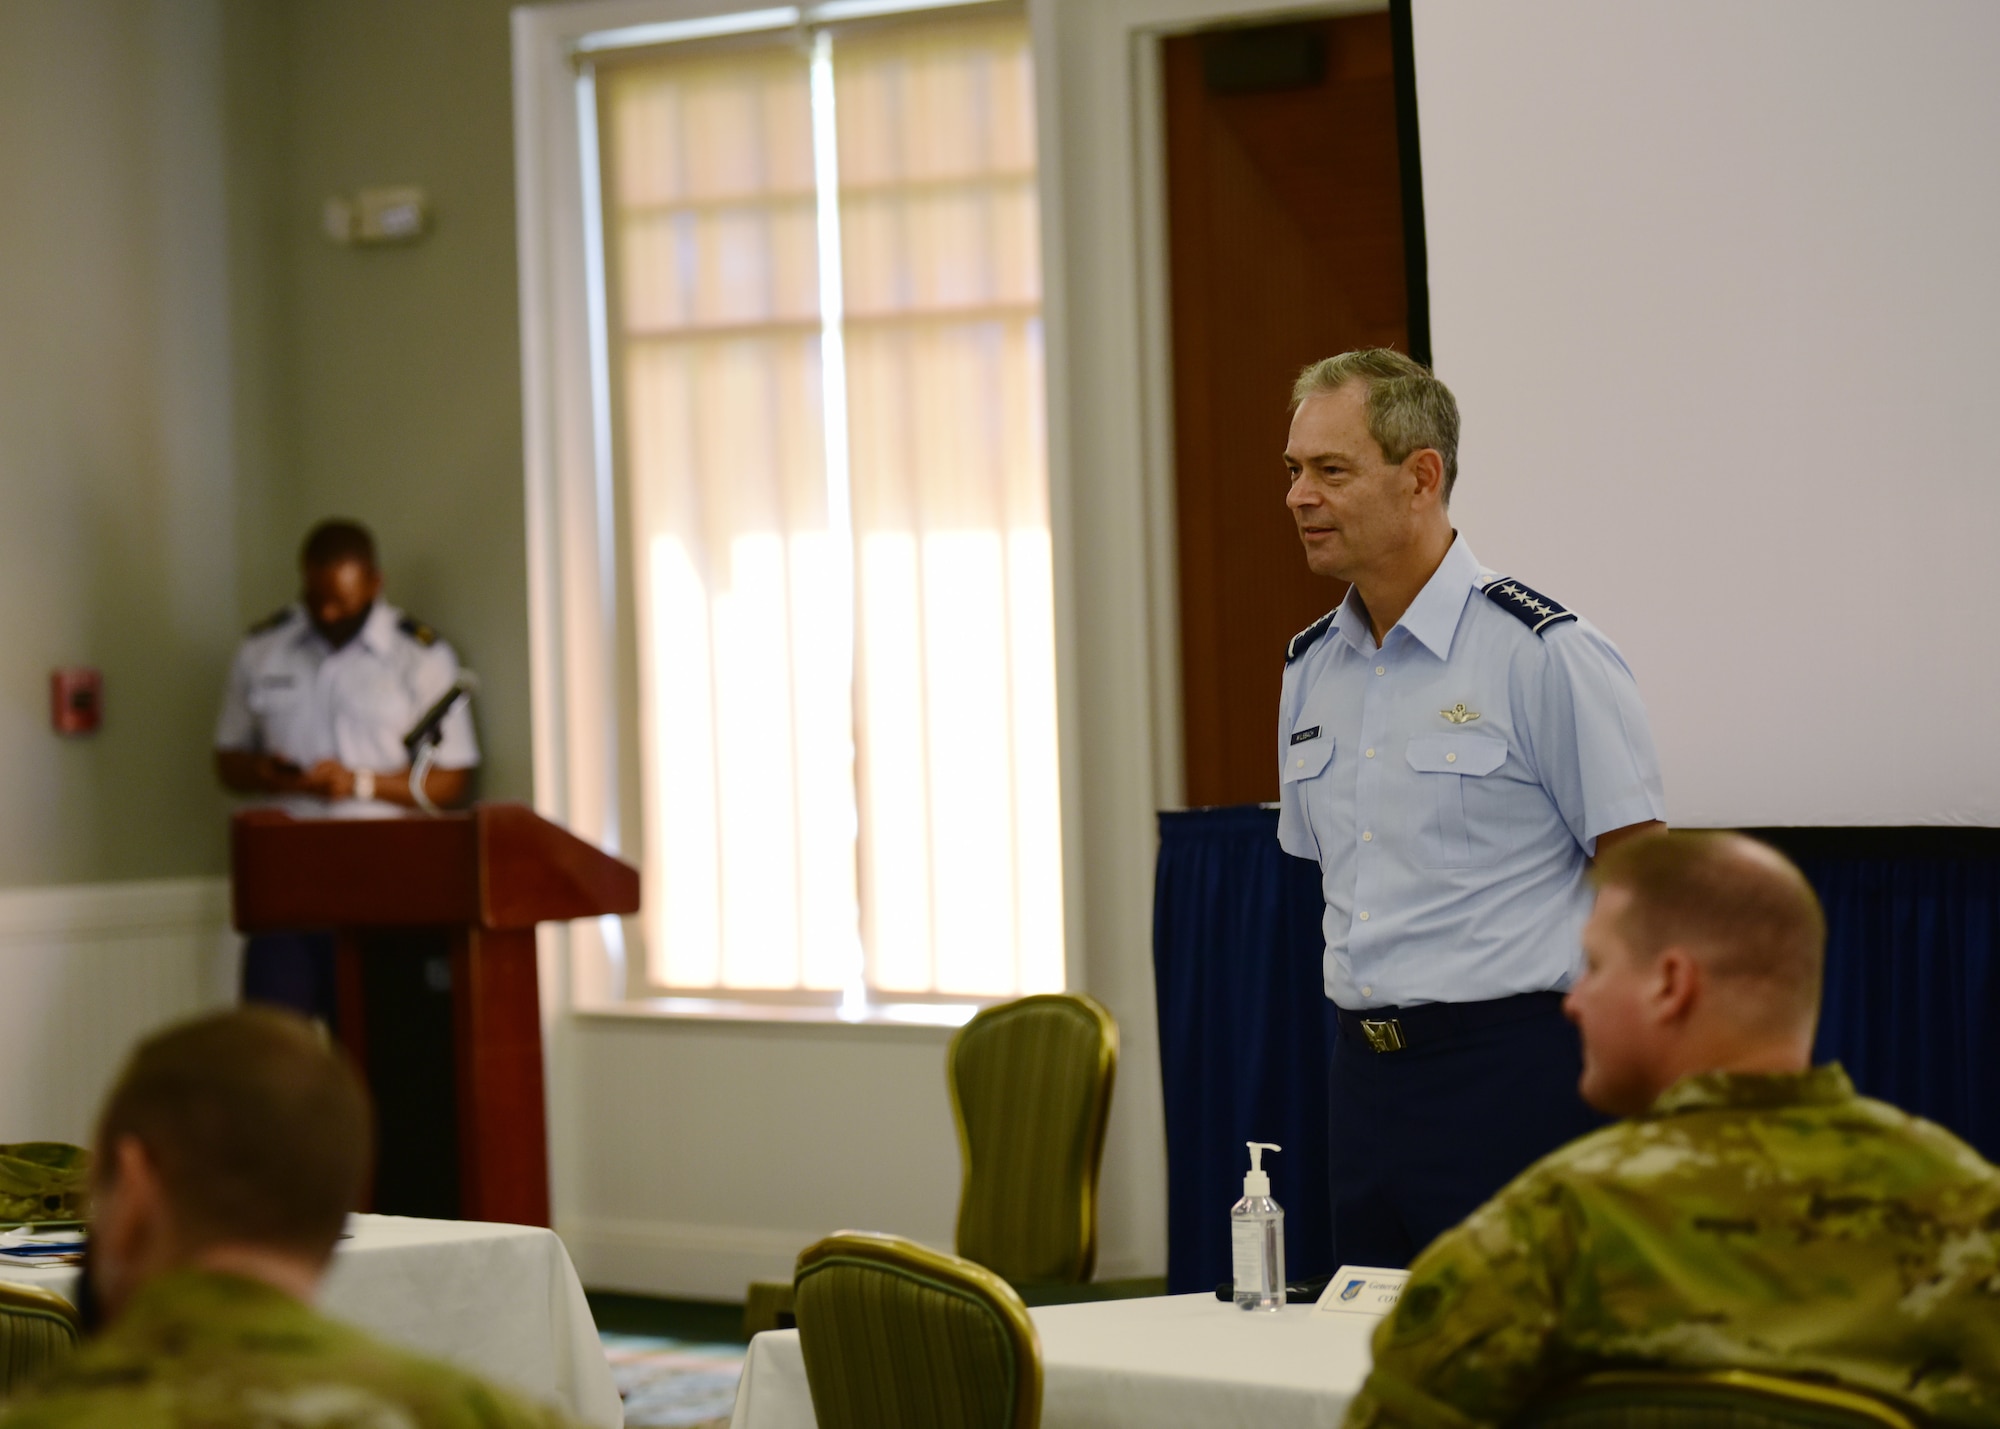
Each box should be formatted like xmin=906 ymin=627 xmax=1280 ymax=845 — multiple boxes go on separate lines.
xmin=0 ymin=1269 xmax=580 ymax=1428
xmin=1345 ymin=831 xmax=2000 ymax=1428
xmin=0 ymin=1009 xmax=583 ymax=1429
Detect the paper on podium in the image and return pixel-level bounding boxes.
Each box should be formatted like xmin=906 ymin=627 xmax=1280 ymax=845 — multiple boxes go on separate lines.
xmin=1314 ymin=1264 xmax=1409 ymax=1317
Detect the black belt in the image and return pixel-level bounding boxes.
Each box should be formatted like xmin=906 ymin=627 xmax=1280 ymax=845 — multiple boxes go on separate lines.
xmin=1335 ymin=990 xmax=1567 ymax=1054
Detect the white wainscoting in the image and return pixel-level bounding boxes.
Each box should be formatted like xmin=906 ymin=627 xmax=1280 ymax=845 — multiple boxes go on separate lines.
xmin=558 ymin=1012 xmax=964 ymax=1302
xmin=561 ymin=1215 xmax=826 ymax=1303
xmin=0 ymin=878 xmax=237 ymax=1145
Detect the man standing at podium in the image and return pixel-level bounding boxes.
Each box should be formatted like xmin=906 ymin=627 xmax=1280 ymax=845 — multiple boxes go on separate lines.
xmin=1277 ymin=350 xmax=1666 ymax=1269
xmin=214 ymin=519 xmax=479 ymax=1021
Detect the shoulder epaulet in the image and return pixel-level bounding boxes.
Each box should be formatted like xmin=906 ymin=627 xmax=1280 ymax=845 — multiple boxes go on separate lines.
xmin=1481 ymin=577 xmax=1577 ymax=636
xmin=246 ymin=607 xmax=293 ymax=636
xmin=397 ymin=615 xmax=439 ymax=647
xmin=1285 ymin=608 xmax=1340 ymax=665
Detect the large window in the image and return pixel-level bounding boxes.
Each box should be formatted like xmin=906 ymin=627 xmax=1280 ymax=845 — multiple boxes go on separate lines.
xmin=590 ymin=6 xmax=1062 ymax=1007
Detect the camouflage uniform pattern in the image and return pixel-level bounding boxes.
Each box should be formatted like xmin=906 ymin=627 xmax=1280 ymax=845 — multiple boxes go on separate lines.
xmin=0 ymin=1145 xmax=89 ymax=1225
xmin=1345 ymin=1066 xmax=2000 ymax=1428
xmin=0 ymin=1269 xmax=584 ymax=1429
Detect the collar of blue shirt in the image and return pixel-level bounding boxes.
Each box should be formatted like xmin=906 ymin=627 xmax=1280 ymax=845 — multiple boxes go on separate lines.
xmin=1330 ymin=532 xmax=1481 ymax=659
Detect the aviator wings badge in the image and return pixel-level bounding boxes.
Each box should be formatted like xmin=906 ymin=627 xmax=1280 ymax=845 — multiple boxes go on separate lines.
xmin=1441 ymin=703 xmax=1481 ymax=724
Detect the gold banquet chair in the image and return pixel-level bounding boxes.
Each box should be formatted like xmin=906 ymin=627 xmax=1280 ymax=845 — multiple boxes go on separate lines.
xmin=949 ymin=993 xmax=1117 ymax=1290
xmin=0 ymin=1281 xmax=81 ymax=1397
xmin=1513 ymin=1369 xmax=1922 ymax=1429
xmin=738 ymin=992 xmax=1117 ymax=1337
xmin=793 ymin=1231 xmax=1041 ymax=1429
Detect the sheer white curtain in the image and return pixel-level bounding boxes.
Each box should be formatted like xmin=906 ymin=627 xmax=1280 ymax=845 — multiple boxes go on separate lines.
xmin=836 ymin=17 xmax=1061 ymax=997
xmin=601 ymin=11 xmax=1060 ymax=1001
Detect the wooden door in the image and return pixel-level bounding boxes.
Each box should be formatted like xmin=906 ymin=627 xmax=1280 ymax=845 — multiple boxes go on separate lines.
xmin=1165 ymin=13 xmax=1413 ymax=807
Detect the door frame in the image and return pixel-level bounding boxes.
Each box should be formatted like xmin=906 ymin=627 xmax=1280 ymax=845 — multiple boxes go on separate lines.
xmin=1027 ymin=0 xmax=1386 ymax=1277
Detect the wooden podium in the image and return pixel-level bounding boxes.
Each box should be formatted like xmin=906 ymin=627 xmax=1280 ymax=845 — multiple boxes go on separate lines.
xmin=230 ymin=802 xmax=638 ymax=1226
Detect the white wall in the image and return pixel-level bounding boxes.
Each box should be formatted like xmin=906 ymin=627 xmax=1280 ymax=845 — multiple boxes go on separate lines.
xmin=0 ymin=0 xmax=277 ymax=1144
xmin=561 ymin=1015 xmax=962 ymax=1299
xmin=0 ymin=879 xmax=238 ymax=1145
xmin=0 ymin=0 xmax=254 ymax=886
xmin=1415 ymin=0 xmax=2000 ymax=827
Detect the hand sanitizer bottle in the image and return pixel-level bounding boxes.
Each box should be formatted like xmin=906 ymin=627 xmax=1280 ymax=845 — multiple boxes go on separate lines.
xmin=1232 ymin=1141 xmax=1285 ymax=1311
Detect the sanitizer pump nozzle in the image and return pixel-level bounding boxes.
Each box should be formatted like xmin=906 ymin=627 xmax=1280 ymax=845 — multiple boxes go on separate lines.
xmin=1231 ymin=1141 xmax=1286 ymax=1311
xmin=1243 ymin=1141 xmax=1279 ymax=1197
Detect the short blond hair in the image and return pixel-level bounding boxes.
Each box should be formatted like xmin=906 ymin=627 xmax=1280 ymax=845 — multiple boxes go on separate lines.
xmin=1292 ymin=349 xmax=1461 ymax=499
xmin=1592 ymin=832 xmax=1826 ymax=1034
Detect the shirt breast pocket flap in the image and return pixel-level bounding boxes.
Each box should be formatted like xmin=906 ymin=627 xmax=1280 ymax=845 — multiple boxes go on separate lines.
xmin=1405 ymin=733 xmax=1506 ymax=777
xmin=1282 ymin=728 xmax=1334 ymax=783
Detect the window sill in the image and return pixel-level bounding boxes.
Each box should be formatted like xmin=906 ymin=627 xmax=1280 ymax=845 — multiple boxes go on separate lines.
xmin=574 ymin=995 xmax=989 ymax=1033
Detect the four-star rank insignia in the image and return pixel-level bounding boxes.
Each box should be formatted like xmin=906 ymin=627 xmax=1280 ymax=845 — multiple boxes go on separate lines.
xmin=1285 ymin=607 xmax=1340 ymax=665
xmin=1480 ymin=577 xmax=1577 ymax=636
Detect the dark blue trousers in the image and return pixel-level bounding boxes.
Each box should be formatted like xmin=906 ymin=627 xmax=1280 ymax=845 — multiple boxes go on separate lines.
xmin=1328 ymin=991 xmax=1604 ymax=1269
xmin=241 ymin=930 xmax=339 ymax=1027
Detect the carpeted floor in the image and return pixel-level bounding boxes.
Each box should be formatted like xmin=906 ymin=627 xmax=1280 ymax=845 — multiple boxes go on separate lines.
xmin=589 ymin=1293 xmax=749 ymax=1429
xmin=601 ymin=1331 xmax=747 ymax=1429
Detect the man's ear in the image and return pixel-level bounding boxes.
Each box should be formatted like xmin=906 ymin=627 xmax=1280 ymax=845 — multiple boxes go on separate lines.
xmin=1405 ymin=448 xmax=1446 ymax=506
xmin=88 ymin=1134 xmax=174 ymax=1325
xmin=1651 ymin=947 xmax=1703 ymax=1025
xmin=102 ymin=1135 xmax=168 ymax=1231
xmin=114 ymin=1134 xmax=150 ymax=1185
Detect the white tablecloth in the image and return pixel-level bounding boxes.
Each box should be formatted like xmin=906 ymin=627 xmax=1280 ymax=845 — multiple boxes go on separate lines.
xmin=0 ymin=1214 xmax=622 ymax=1428
xmin=729 ymin=1292 xmax=1376 ymax=1429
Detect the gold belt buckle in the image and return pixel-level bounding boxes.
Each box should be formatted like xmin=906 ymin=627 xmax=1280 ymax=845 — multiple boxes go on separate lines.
xmin=1360 ymin=1017 xmax=1406 ymax=1053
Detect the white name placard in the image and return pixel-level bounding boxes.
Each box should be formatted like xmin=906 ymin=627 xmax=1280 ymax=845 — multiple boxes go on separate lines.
xmin=1313 ymin=1264 xmax=1409 ymax=1318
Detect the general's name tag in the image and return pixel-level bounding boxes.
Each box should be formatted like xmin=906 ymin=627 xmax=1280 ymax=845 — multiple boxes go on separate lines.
xmin=1313 ymin=1264 xmax=1409 ymax=1318
xmin=1290 ymin=726 xmax=1322 ymax=745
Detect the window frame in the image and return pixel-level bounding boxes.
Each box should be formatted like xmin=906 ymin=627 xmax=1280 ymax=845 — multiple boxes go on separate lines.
xmin=512 ymin=0 xmax=1070 ymax=1018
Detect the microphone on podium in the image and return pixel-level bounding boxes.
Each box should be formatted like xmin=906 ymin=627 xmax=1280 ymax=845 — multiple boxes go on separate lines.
xmin=403 ymin=671 xmax=478 ymax=814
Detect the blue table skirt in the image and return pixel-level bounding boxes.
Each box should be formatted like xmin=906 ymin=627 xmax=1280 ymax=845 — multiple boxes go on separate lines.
xmin=1154 ymin=806 xmax=1332 ymax=1294
xmin=1152 ymin=809 xmax=2000 ymax=1295
xmin=1752 ymin=828 xmax=2000 ymax=1160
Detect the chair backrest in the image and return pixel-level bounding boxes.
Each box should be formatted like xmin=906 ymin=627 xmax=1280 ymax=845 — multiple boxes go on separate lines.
xmin=1514 ymin=1369 xmax=1922 ymax=1429
xmin=793 ymin=1231 xmax=1041 ymax=1429
xmin=948 ymin=993 xmax=1117 ymax=1287
xmin=0 ymin=1281 xmax=82 ymax=1397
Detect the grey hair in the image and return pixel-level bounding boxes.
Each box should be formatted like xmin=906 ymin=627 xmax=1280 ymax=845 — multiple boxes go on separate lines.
xmin=1292 ymin=349 xmax=1461 ymax=500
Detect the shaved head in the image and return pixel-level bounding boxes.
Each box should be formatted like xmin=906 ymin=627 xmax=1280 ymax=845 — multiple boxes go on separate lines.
xmin=1591 ymin=831 xmax=1825 ymax=1035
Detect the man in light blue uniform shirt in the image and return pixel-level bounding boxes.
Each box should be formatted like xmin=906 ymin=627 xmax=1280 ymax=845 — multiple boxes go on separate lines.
xmin=214 ymin=519 xmax=479 ymax=1023
xmin=1277 ymin=350 xmax=1666 ymax=1269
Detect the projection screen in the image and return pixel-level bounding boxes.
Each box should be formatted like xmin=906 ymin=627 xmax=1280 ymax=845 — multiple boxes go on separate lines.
xmin=1412 ymin=0 xmax=2000 ymax=826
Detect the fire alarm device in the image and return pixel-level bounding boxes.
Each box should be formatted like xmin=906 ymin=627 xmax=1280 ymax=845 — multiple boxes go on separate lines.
xmin=51 ymin=668 xmax=102 ymax=735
